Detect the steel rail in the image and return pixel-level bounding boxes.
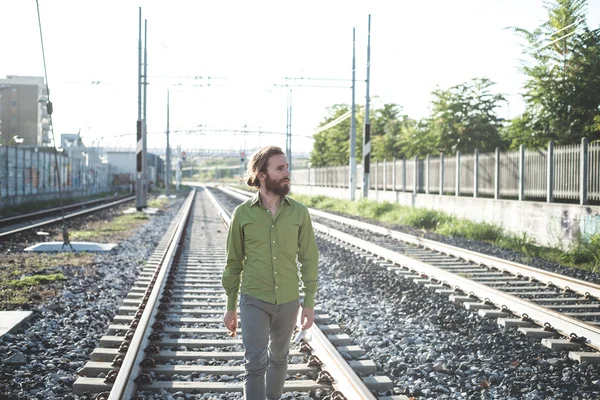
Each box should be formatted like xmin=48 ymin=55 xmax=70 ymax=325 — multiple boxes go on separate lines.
xmin=0 ymin=195 xmax=135 ymax=226
xmin=306 ymin=206 xmax=600 ymax=300
xmin=207 ymin=185 xmax=378 ymax=400
xmin=0 ymin=196 xmax=135 ymax=237
xmin=219 ymin=186 xmax=600 ymax=352
xmin=107 ymin=189 xmax=196 ymax=400
xmin=221 ymin=185 xmax=600 ymax=299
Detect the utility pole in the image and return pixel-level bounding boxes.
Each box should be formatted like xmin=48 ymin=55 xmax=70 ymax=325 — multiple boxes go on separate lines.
xmin=142 ymin=19 xmax=148 ymax=205
xmin=349 ymin=27 xmax=357 ymax=201
xmin=240 ymin=150 xmax=245 ymax=185
xmin=166 ymin=90 xmax=170 ymax=194
xmin=135 ymin=7 xmax=144 ymax=210
xmin=362 ymin=14 xmax=372 ymax=199
xmin=286 ymin=89 xmax=293 ymax=173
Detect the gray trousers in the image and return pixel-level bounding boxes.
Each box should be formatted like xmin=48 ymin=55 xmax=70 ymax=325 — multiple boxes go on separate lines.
xmin=239 ymin=293 xmax=299 ymax=400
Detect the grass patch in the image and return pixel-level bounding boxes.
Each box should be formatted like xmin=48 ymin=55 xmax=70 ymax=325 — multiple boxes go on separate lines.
xmin=0 ymin=252 xmax=96 ymax=310
xmin=148 ymin=197 xmax=169 ymax=209
xmin=67 ymin=212 xmax=149 ymax=241
xmin=437 ymin=219 xmax=503 ymax=242
xmin=290 ymin=192 xmax=600 ymax=273
xmin=7 ymin=273 xmax=67 ymax=288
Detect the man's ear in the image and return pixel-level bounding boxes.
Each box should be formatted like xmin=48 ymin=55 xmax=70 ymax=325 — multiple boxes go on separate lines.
xmin=257 ymin=171 xmax=266 ymax=181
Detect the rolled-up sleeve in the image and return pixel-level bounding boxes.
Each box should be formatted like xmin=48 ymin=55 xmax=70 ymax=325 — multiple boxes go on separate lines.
xmin=297 ymin=207 xmax=318 ymax=308
xmin=222 ymin=207 xmax=245 ymax=311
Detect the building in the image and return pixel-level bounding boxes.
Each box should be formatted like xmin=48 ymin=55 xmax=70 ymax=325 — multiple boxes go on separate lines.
xmin=105 ymin=150 xmax=164 ymax=189
xmin=0 ymin=75 xmax=50 ymax=146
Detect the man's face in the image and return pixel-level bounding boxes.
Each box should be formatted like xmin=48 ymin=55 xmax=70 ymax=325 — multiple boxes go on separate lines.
xmin=262 ymin=154 xmax=290 ymax=196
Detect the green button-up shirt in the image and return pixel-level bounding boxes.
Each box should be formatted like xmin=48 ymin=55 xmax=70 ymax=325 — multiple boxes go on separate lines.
xmin=222 ymin=192 xmax=319 ymax=311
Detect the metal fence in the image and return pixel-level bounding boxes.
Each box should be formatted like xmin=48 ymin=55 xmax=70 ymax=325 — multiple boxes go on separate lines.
xmin=0 ymin=146 xmax=112 ymax=202
xmin=293 ymin=138 xmax=600 ymax=205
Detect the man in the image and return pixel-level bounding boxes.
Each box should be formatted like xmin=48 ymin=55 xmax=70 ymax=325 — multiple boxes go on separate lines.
xmin=222 ymin=145 xmax=319 ymax=400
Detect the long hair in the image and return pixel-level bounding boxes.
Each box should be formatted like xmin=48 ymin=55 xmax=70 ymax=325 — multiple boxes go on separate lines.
xmin=245 ymin=146 xmax=284 ymax=188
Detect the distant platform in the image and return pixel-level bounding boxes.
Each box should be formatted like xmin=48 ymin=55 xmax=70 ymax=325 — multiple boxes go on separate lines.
xmin=24 ymin=242 xmax=117 ymax=252
xmin=0 ymin=311 xmax=33 ymax=337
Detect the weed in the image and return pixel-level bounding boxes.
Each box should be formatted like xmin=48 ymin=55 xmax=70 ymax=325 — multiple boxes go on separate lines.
xmin=290 ymin=192 xmax=597 ymax=274
xmin=496 ymin=232 xmax=540 ymax=259
xmin=560 ymin=233 xmax=600 ymax=270
xmin=437 ymin=219 xmax=503 ymax=241
xmin=148 ymin=197 xmax=169 ymax=209
xmin=6 ymin=273 xmax=67 ymax=288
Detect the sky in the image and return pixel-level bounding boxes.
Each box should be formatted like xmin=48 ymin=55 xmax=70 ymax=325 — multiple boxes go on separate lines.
xmin=2 ymin=0 xmax=600 ymax=155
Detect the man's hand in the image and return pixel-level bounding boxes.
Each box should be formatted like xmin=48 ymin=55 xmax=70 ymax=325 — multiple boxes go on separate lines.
xmin=300 ymin=307 xmax=314 ymax=330
xmin=223 ymin=310 xmax=238 ymax=336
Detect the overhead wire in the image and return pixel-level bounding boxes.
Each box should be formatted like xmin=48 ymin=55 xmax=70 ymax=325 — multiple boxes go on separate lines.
xmin=36 ymin=0 xmax=73 ymax=250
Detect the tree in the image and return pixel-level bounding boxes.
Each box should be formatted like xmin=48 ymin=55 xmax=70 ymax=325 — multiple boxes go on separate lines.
xmin=310 ymin=105 xmax=363 ymax=167
xmin=310 ymin=103 xmax=412 ymax=166
xmin=506 ymin=0 xmax=600 ymax=148
xmin=424 ymin=78 xmax=506 ymax=154
xmin=370 ymin=103 xmax=404 ymax=161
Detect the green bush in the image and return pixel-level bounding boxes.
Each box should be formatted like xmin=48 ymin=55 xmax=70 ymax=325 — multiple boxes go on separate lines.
xmin=402 ymin=208 xmax=450 ymax=230
xmin=561 ymin=233 xmax=600 ymax=267
xmin=496 ymin=232 xmax=540 ymax=259
xmin=437 ymin=219 xmax=503 ymax=241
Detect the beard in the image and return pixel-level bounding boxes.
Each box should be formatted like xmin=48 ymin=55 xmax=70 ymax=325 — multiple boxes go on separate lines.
xmin=264 ymin=174 xmax=291 ymax=196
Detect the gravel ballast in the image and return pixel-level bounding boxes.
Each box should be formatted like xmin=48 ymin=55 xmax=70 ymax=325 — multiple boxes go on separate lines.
xmin=213 ymin=189 xmax=600 ymax=400
xmin=3 ymin=188 xmax=600 ymax=400
xmin=0 ymin=198 xmax=184 ymax=400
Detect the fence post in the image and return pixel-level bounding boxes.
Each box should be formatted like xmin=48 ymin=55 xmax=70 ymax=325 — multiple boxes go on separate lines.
xmin=392 ymin=158 xmax=397 ymax=192
xmin=494 ymin=147 xmax=500 ymax=200
xmin=3 ymin=147 xmax=7 ymax=196
xmin=425 ymin=154 xmax=430 ymax=194
xmin=374 ymin=161 xmax=378 ymax=192
xmin=413 ymin=156 xmax=418 ymax=194
xmin=402 ymin=157 xmax=407 ymax=192
xmin=519 ymin=144 xmax=525 ymax=201
xmin=383 ymin=159 xmax=387 ymax=191
xmin=36 ymin=148 xmax=40 ymax=192
xmin=547 ymin=140 xmax=554 ymax=203
xmin=14 ymin=147 xmax=18 ymax=196
xmin=474 ymin=149 xmax=479 ymax=198
xmin=440 ymin=152 xmax=444 ymax=195
xmin=455 ymin=150 xmax=461 ymax=196
xmin=581 ymin=137 xmax=589 ymax=205
xmin=22 ymin=149 xmax=25 ymax=195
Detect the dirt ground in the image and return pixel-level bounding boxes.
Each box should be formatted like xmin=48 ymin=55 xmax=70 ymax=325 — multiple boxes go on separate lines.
xmin=0 ymin=194 xmax=180 ymax=310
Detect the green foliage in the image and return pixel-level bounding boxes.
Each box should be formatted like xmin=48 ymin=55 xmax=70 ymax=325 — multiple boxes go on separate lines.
xmin=294 ymin=191 xmax=600 ymax=272
xmin=311 ymin=80 xmax=507 ymax=164
xmin=310 ymin=104 xmax=363 ymax=167
xmin=495 ymin=232 xmax=540 ymax=259
xmin=355 ymin=200 xmax=395 ymax=218
xmin=7 ymin=273 xmax=67 ymax=288
xmin=425 ymin=78 xmax=506 ymax=154
xmin=396 ymin=208 xmax=451 ymax=230
xmin=507 ymin=0 xmax=600 ymax=148
xmin=147 ymin=197 xmax=171 ymax=210
xmin=437 ymin=219 xmax=503 ymax=241
xmin=560 ymin=233 xmax=600 ymax=267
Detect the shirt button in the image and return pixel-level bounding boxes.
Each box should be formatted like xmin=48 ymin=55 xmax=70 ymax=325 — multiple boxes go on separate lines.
xmin=274 ymin=271 xmax=277 ymax=274
xmin=272 ymin=241 xmax=275 ymax=243
xmin=272 ymin=225 xmax=274 ymax=228
xmin=275 ymin=286 xmax=279 ymax=289
xmin=273 ymin=257 xmax=276 ymax=260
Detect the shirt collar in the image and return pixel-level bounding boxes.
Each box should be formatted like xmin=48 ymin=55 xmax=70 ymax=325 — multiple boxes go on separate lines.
xmin=251 ymin=192 xmax=291 ymax=207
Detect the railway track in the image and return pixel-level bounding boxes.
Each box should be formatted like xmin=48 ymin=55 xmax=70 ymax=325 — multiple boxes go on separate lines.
xmin=217 ymin=185 xmax=600 ymax=365
xmin=73 ymin=187 xmax=396 ymax=399
xmin=0 ymin=195 xmax=136 ymax=238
